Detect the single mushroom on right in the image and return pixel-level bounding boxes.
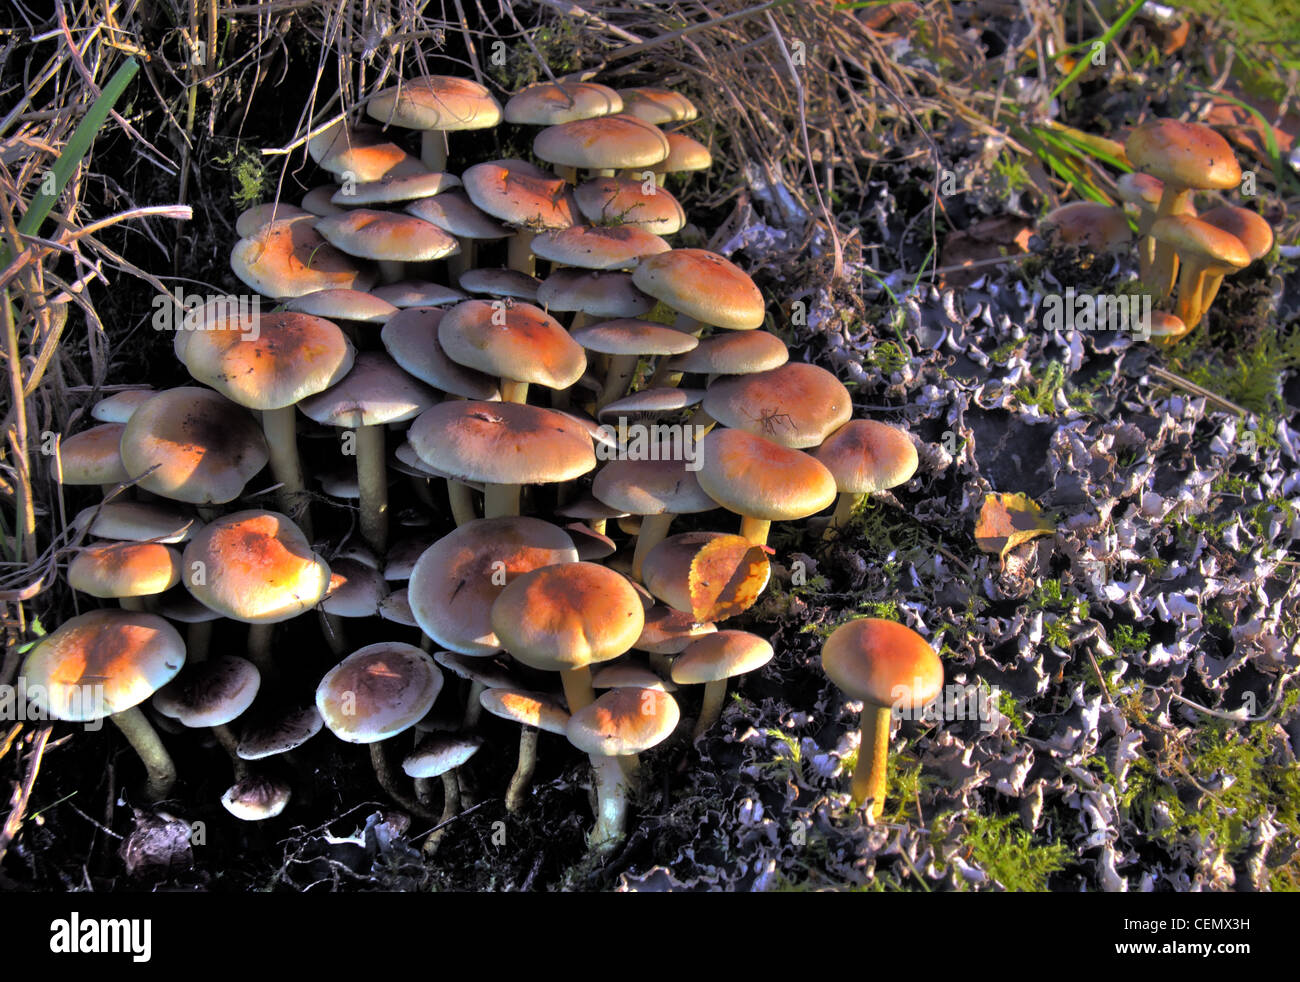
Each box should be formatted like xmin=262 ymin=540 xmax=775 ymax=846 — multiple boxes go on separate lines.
xmin=820 ymin=618 xmax=944 ymax=820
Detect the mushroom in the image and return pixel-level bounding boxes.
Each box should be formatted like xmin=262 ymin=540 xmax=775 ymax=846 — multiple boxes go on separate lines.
xmin=406 ymin=189 xmax=508 ymax=283
xmin=478 ymin=688 xmax=570 ymax=814
xmin=1150 ymin=215 xmax=1250 ymax=332
xmin=462 ymin=160 xmax=579 ymax=276
xmin=54 ymin=423 xmax=129 ymax=494
xmin=1194 ymin=206 xmax=1274 ymax=326
xmin=671 ymin=630 xmax=773 ymax=741
xmin=533 ymin=114 xmax=669 ymax=183
xmin=314 ymin=208 xmax=459 ymax=284
xmin=574 ymin=176 xmax=686 ymax=236
xmin=230 ymin=218 xmax=376 ymax=299
xmin=21 ymin=610 xmax=185 ymax=800
xmin=403 ymin=733 xmax=483 ymax=852
xmin=820 ymin=618 xmax=944 ymax=819
xmin=366 ymin=75 xmax=502 ymax=171
xmin=68 ymin=540 xmax=182 ymax=611
xmin=222 ymin=774 xmax=292 ymax=821
xmin=703 ymin=362 xmax=852 ymax=449
xmin=813 ymin=419 xmax=920 ymax=539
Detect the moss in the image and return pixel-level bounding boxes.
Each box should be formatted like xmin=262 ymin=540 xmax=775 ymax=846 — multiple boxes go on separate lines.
xmin=957 ymin=812 xmax=1073 ymax=891
xmin=213 ymin=143 xmax=268 ymax=210
xmin=997 ymin=690 xmax=1028 ymax=735
xmin=1109 ymin=621 xmax=1151 ymax=655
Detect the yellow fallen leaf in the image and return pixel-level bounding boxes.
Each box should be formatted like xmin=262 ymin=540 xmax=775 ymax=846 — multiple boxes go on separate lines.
xmin=687 ymin=535 xmax=771 ymax=621
xmin=974 ymin=492 xmax=1056 ymax=560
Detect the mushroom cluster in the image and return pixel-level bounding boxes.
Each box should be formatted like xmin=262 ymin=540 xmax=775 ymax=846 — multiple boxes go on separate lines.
xmin=31 ymin=77 xmax=923 ymax=854
xmin=1042 ymin=117 xmax=1273 ymax=340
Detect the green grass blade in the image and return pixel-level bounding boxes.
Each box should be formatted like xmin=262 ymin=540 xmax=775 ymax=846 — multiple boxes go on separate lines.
xmin=1050 ymin=1 xmax=1145 ymax=101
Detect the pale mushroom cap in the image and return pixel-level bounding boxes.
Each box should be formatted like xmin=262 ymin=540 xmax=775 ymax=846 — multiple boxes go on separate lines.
xmin=536 ymin=269 xmax=654 ymax=317
xmin=320 ymin=557 xmax=390 ymax=618
xmin=571 ymin=318 xmax=698 ymax=356
xmin=315 ymin=209 xmax=460 ymax=262
xmin=531 ymin=225 xmax=670 ymax=270
xmin=231 ymin=220 xmax=376 ymax=299
xmin=409 ymin=516 xmax=579 ymax=656
xmin=671 ymin=630 xmax=773 ymax=684
xmin=298 ymin=350 xmax=438 ymax=427
xmin=592 ymin=455 xmax=716 ymax=516
xmin=650 ymin=131 xmax=712 ymax=173
xmin=1150 ymin=214 xmax=1251 ymax=270
xmin=366 ymin=75 xmax=502 ymax=132
xmin=1199 ymin=205 xmax=1274 ymax=262
xmin=73 ymin=501 xmax=198 ymax=543
xmin=379 ymin=589 xmax=418 ymax=627
xmin=381 ymin=306 xmax=501 ymax=400
xmin=182 ymin=311 xmax=355 ymax=411
xmin=373 ymin=280 xmax=468 ymax=308
xmin=813 ymin=419 xmax=919 ymax=494
xmin=635 ymin=606 xmax=716 ymax=654
xmin=574 ymin=177 xmax=686 ymax=235
xmin=182 ymin=510 xmax=331 ymax=624
xmin=236 ymin=202 xmax=313 ymax=237
xmin=402 ymin=733 xmax=484 ymax=777
xmin=150 ymin=589 xmax=222 ymax=624
xmin=333 ymin=170 xmax=461 ymax=206
xmin=433 ymin=651 xmax=520 ymax=689
xmin=153 ymin=655 xmax=261 ymax=727
xmin=462 ymin=161 xmax=579 ymax=229
xmin=69 ymin=542 xmax=182 ymax=599
xmin=1114 ymin=172 xmax=1165 ymax=211
xmin=703 ymin=362 xmax=852 ymax=448
xmin=1148 ymin=310 xmax=1190 ymax=339
xmin=697 ymin=429 xmax=838 ymax=521
xmin=438 ymin=300 xmax=586 ymax=390
xmin=1045 ymin=201 xmax=1132 ymax=252
xmin=282 ymin=289 xmax=399 ymax=323
xmin=1125 ymin=118 xmax=1241 ymax=191
xmin=236 ymin=704 xmax=324 ymax=759
xmin=316 ymin=642 xmax=443 ymax=743
xmin=821 ymin=617 xmax=944 ymax=709
xmin=408 ymin=400 xmax=596 ymax=487
xmin=566 ymin=522 xmax=617 ymax=561
xmin=668 ymin=330 xmax=788 ymax=375
xmin=478 ymin=688 xmax=571 ymax=734
xmin=534 ymin=115 xmax=670 ymax=170
xmin=490 ymin=562 xmax=646 ymax=672
xmin=504 ymin=81 xmax=623 ymax=125
xmin=406 ymin=189 xmax=509 ymax=239
xmin=120 ymin=387 xmax=269 ymax=505
xmin=617 ymin=87 xmax=699 ymax=125
xmin=92 ymin=389 xmax=156 ymax=424
xmin=307 ymin=121 xmax=428 ymax=181
xmin=632 ymin=249 xmax=765 ymax=329
xmin=566 ymin=686 xmax=680 ymax=756
xmin=21 ymin=609 xmax=185 ymax=722
xmin=301 ymin=185 xmax=345 ymax=216
xmin=222 ymin=775 xmax=292 ymax=821
xmin=56 ymin=423 xmax=130 ymax=485
xmin=459 ymin=267 xmax=542 ymax=301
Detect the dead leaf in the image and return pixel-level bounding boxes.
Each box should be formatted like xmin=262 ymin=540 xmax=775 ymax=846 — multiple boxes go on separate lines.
xmin=688 ymin=535 xmax=771 ymax=621
xmin=974 ymin=492 xmax=1056 ymax=560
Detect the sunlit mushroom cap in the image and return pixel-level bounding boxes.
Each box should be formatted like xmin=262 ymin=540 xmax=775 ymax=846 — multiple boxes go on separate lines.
xmin=182 ymin=311 xmax=355 ymax=411
xmin=813 ymin=419 xmax=919 ymax=494
xmin=1150 ymin=214 xmax=1251 ymax=270
xmin=408 ymin=400 xmax=596 ymax=487
xmin=298 ymin=350 xmax=438 ymax=427
xmin=373 ymin=280 xmax=467 ymax=308
xmin=566 ymin=686 xmax=680 ymax=756
xmin=366 ymin=75 xmax=502 ymax=133
xmin=315 ymin=209 xmax=460 ymax=263
xmin=182 ymin=510 xmax=331 ymax=624
xmin=640 ymin=531 xmax=770 ymax=616
xmin=478 ymin=688 xmax=571 ymax=734
xmin=672 ymin=630 xmax=773 ymax=684
xmin=402 ymin=733 xmax=484 ymax=778
xmin=153 ymin=655 xmax=261 ymax=727
xmin=21 ymin=609 xmax=185 ymax=723
xmin=439 ymin=300 xmax=586 ymax=390
xmin=635 ymin=606 xmax=716 ymax=654
xmin=462 ymin=160 xmax=579 ymax=229
xmin=307 ymin=120 xmax=428 ymax=181
xmin=91 ymin=389 xmax=156 ymax=424
xmin=703 ymin=362 xmax=851 ymax=448
xmin=1125 ymin=118 xmax=1241 ymax=191
xmin=592 ymin=455 xmax=716 ymax=516
xmin=531 ymin=225 xmax=670 ymax=270
xmin=320 ymin=557 xmax=390 ymax=618
xmin=505 ymin=81 xmax=622 ymax=125
xmin=667 ymin=330 xmax=787 ymax=375
xmin=617 ymin=88 xmax=699 ymax=125
xmin=222 ymin=774 xmax=292 ymax=821
xmin=571 ymin=318 xmax=697 ymax=357
xmin=381 ymin=306 xmax=501 ymax=400
xmin=316 ymin=642 xmax=443 ymax=743
xmin=56 ymin=423 xmax=130 ymax=485
xmin=534 ymin=114 xmax=670 ymax=171
xmin=697 ymin=428 xmax=838 ymax=521
xmin=1198 ymin=206 xmax=1274 ymax=262
xmin=490 ymin=562 xmax=645 ymax=672
xmin=409 ymin=516 xmax=578 ymax=656
xmin=574 ymin=177 xmax=686 ymax=235
xmin=120 ymin=387 xmax=269 ymax=504
xmin=821 ymin=617 xmax=944 ymax=710
xmin=643 ymin=132 xmax=711 ymax=175
xmin=231 ymin=219 xmax=377 ymax=299
xmin=632 ymin=249 xmax=764 ymax=329
xmin=69 ymin=542 xmax=182 ymax=599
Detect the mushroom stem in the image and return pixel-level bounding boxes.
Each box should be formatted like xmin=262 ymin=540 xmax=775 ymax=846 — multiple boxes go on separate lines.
xmin=186 ymin=621 xmax=212 ymax=663
xmin=500 ymin=380 xmax=530 ymax=404
xmin=597 ymin=354 xmax=639 ymax=411
xmin=556 ymin=165 xmax=578 ymax=185
xmin=1148 ymin=186 xmax=1192 ymax=298
xmin=247 ymin=623 xmax=275 ymax=673
xmin=691 ymin=679 xmax=728 ymax=741
xmin=647 ymin=315 xmax=701 ymax=389
xmin=1173 ymin=259 xmax=1209 ymax=330
xmin=262 ymin=406 xmax=312 ymax=537
xmin=823 ymin=491 xmax=864 ymax=541
xmin=111 ymin=705 xmax=176 ymax=801
xmin=508 ymin=231 xmax=536 ymax=276
xmin=447 ymin=480 xmax=478 ymax=526
xmin=587 ymin=753 xmax=629 ymax=852
xmin=462 ymin=680 xmax=486 ymax=729
xmin=354 ymin=423 xmax=389 ymax=553
xmin=739 ymin=516 xmax=771 ymax=547
xmin=369 ymin=741 xmax=436 ymax=818
xmin=212 ymin=722 xmax=251 ymax=780
xmin=448 ymin=239 xmax=474 ymax=283
xmin=118 ymin=597 xmax=146 ymax=612
xmin=421 ymin=769 xmax=462 ymax=855
xmin=378 ymin=260 xmax=404 ymax=284
xmin=559 ymin=665 xmax=596 ymax=714
xmin=631 ymin=512 xmax=674 ymax=581
xmin=318 ymin=609 xmax=348 ymax=656
xmin=483 ymin=483 xmax=520 ymax=519
xmin=421 ymin=131 xmax=448 ymax=172
xmin=851 ymin=705 xmax=892 ymax=820
xmin=505 ymin=725 xmax=539 ymax=813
